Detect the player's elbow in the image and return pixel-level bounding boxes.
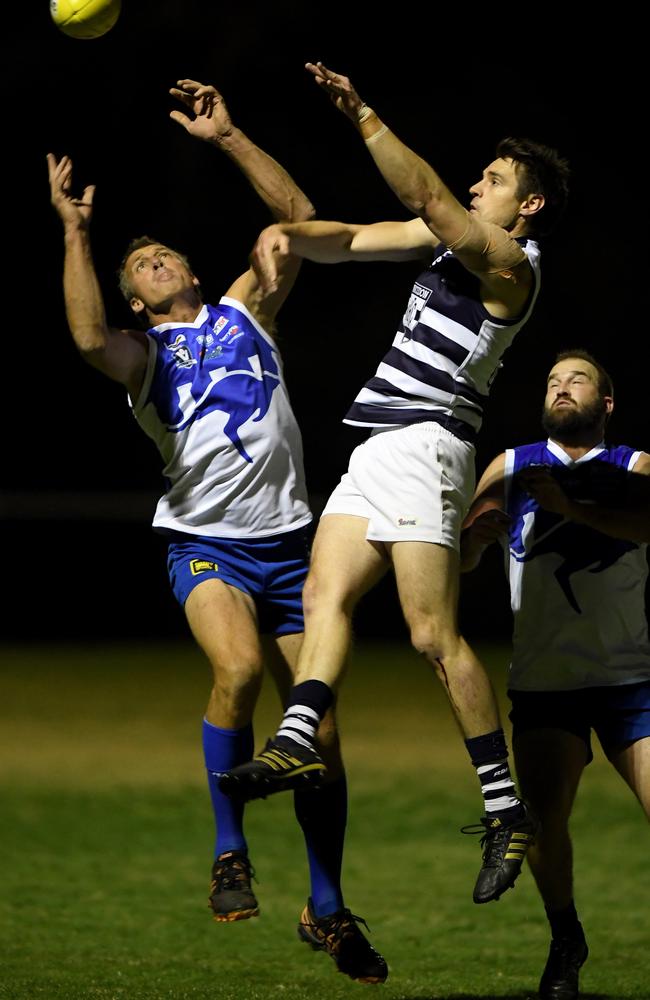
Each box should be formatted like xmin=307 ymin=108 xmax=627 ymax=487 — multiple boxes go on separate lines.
xmin=401 ymin=180 xmax=444 ymax=222
xmin=286 ymin=195 xmax=316 ymax=225
xmin=72 ymin=324 xmax=109 ymax=359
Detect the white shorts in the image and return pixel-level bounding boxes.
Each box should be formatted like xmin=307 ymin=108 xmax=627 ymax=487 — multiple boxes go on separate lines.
xmin=321 ymin=422 xmax=476 ymax=549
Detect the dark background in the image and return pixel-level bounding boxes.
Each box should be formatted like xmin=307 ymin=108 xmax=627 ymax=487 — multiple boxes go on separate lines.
xmin=3 ymin=1 xmax=646 ymax=640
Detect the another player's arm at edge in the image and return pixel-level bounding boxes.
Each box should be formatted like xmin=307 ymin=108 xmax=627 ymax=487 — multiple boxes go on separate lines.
xmin=518 ymin=454 xmax=650 ymax=543
xmin=459 ymin=453 xmax=510 ymax=573
xmin=250 ymin=216 xmax=438 ymax=295
xmin=47 ymin=153 xmax=148 ymax=400
xmin=169 ymin=78 xmax=316 ymax=331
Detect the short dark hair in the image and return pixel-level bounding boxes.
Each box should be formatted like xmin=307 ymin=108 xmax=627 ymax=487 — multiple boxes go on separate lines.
xmin=496 ymin=137 xmax=570 ymax=236
xmin=554 ymin=348 xmax=614 ymax=398
xmin=117 ymin=235 xmax=194 ymax=300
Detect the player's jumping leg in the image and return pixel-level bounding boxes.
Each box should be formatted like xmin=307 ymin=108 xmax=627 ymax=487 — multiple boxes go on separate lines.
xmin=219 ymin=514 xmax=389 ymax=802
xmin=391 ymin=540 xmax=536 ymax=903
xmin=185 ymin=579 xmax=264 ymax=922
xmin=264 ymin=630 xmax=388 ymax=983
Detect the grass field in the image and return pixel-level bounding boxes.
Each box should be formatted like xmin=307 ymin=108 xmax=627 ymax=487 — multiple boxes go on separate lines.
xmin=1 ymin=641 xmax=647 ymax=1000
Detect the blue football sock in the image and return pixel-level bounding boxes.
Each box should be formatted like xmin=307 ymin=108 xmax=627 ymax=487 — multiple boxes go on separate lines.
xmin=202 ymin=719 xmax=254 ymax=857
xmin=294 ymin=774 xmax=347 ymax=917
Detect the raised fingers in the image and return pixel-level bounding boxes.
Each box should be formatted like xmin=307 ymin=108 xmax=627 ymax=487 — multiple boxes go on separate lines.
xmin=169 ymin=109 xmax=192 ymax=130
xmin=174 ymin=78 xmax=204 ymax=92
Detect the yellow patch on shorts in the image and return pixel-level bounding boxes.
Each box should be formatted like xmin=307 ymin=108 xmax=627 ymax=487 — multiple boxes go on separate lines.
xmin=190 ymin=559 xmax=218 ymax=576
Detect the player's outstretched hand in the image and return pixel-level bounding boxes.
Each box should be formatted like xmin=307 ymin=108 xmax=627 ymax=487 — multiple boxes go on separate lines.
xmin=518 ymin=466 xmax=570 ymax=516
xmin=250 ymin=225 xmax=291 ymax=294
xmin=305 ymin=62 xmax=365 ymax=123
xmin=465 ymin=505 xmax=511 ymax=546
xmin=169 ymin=80 xmax=233 ymax=143
xmin=47 ymin=154 xmax=95 ymax=229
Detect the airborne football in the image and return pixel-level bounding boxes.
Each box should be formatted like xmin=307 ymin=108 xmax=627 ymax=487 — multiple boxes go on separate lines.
xmin=50 ymin=0 xmax=121 ymax=39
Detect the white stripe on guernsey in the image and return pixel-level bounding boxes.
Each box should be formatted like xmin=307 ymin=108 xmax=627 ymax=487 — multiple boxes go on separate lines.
xmin=374 ymin=365 xmax=483 ymax=429
xmin=276 ymin=728 xmax=312 ymax=749
xmin=394 ymin=335 xmax=460 ymax=379
xmin=355 ymin=387 xmax=449 ymax=410
xmin=376 ymin=363 xmax=457 ymax=403
xmin=285 ymin=704 xmax=319 ymax=722
xmin=485 ymin=794 xmax=520 ymax=812
xmin=629 ymin=450 xmax=643 ymax=471
xmin=418 ymin=306 xmax=480 ymax=351
xmin=477 ymin=761 xmax=508 ymax=775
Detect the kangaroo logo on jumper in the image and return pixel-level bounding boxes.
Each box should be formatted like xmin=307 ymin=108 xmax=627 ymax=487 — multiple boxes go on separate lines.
xmin=511 ymin=508 xmax=637 ymax=613
xmin=167 ymin=328 xmax=281 ymax=463
xmin=164 ymin=333 xmax=197 ymax=370
xmin=402 ymin=282 xmax=432 ymax=340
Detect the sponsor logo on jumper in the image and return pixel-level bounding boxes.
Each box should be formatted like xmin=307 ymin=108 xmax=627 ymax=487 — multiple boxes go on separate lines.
xmin=197 ymin=333 xmax=214 ymax=347
xmin=190 ymin=559 xmax=218 ymax=576
xmin=217 ymin=323 xmax=245 ymax=345
xmin=164 ymin=333 xmax=196 ymax=369
xmin=213 ymin=316 xmax=228 ymax=335
xmin=204 ymin=345 xmax=224 ymax=360
xmin=398 ymin=517 xmax=417 ymax=526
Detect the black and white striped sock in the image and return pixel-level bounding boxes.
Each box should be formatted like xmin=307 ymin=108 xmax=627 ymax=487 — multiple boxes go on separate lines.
xmin=465 ymin=729 xmax=524 ymax=821
xmin=476 ymin=759 xmax=521 ymax=816
xmin=277 ymin=703 xmax=321 ymax=750
xmin=275 ymin=680 xmax=333 ymax=753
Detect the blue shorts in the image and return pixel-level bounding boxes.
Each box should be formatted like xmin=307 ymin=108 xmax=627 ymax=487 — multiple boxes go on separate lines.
xmin=508 ymin=679 xmax=650 ymax=762
xmin=167 ymin=526 xmax=311 ymax=636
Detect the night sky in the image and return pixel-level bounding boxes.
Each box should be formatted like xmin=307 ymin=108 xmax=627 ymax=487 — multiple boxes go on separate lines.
xmin=5 ymin=2 xmax=646 ymax=639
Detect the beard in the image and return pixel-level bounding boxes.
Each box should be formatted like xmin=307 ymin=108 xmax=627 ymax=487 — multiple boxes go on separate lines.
xmin=541 ymin=396 xmax=608 ymax=440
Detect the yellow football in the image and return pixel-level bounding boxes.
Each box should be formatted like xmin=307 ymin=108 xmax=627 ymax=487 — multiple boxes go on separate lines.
xmin=50 ymin=0 xmax=121 ymax=39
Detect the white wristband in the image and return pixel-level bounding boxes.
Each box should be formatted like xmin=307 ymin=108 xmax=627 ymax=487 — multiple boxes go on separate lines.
xmin=365 ymin=124 xmax=388 ymax=144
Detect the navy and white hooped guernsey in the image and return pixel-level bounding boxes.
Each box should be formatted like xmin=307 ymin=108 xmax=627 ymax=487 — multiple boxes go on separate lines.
xmin=344 ymin=238 xmax=541 ymax=441
xmin=130 ymin=298 xmax=311 ymax=538
xmin=504 ymin=439 xmax=650 ymax=691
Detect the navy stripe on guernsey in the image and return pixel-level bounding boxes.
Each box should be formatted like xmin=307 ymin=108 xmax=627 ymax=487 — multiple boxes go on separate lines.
xmin=345 ymin=238 xmax=541 ymax=442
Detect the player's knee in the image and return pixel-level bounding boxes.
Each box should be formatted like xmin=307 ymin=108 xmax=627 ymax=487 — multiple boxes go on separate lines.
xmin=212 ymin=660 xmax=263 ymax=706
xmin=303 ymin=571 xmax=355 ymax=619
xmin=409 ymin=619 xmax=451 ymax=663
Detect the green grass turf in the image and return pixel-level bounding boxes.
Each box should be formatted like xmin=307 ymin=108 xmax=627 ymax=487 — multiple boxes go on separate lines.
xmin=1 ymin=641 xmax=648 ymax=999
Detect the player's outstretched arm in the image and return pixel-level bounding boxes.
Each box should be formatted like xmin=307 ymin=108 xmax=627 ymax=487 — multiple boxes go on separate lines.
xmin=306 ymin=62 xmax=469 ymax=244
xmin=47 ymin=154 xmax=147 ymax=398
xmin=169 ymin=79 xmax=314 ymax=223
xmin=249 ymin=217 xmax=437 ymax=294
xmin=306 ymin=62 xmax=531 ymax=298
xmin=518 ymin=455 xmax=650 ymax=543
